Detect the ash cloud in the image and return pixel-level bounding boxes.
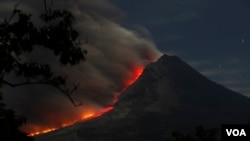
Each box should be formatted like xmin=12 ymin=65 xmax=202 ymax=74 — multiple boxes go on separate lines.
xmin=1 ymin=0 xmax=161 ymax=132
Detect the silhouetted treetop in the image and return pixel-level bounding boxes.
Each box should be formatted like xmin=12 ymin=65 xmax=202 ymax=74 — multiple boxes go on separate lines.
xmin=0 ymin=1 xmax=87 ymax=140
xmin=0 ymin=4 xmax=87 ymax=106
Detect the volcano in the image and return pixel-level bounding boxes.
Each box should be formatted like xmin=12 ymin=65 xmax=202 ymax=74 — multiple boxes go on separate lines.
xmin=36 ymin=54 xmax=250 ymax=141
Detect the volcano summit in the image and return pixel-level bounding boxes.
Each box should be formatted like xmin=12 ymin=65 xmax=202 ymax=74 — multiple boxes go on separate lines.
xmin=36 ymin=54 xmax=250 ymax=141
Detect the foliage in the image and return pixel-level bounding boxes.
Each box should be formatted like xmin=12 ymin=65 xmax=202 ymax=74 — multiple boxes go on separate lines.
xmin=0 ymin=3 xmax=87 ymax=106
xmin=0 ymin=91 xmax=33 ymax=141
xmin=0 ymin=1 xmax=87 ymax=140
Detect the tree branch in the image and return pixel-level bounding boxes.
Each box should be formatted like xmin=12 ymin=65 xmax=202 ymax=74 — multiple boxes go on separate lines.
xmin=7 ymin=2 xmax=21 ymax=23
xmin=1 ymin=79 xmax=46 ymax=87
xmin=54 ymin=85 xmax=82 ymax=107
xmin=44 ymin=0 xmax=54 ymax=13
xmin=44 ymin=0 xmax=48 ymax=13
xmin=1 ymin=78 xmax=81 ymax=107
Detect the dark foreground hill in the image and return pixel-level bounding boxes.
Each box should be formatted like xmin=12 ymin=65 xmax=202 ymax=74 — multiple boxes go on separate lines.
xmin=36 ymin=54 xmax=250 ymax=141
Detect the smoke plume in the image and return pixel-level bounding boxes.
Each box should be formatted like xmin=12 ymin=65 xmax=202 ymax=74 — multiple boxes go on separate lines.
xmin=1 ymin=0 xmax=161 ymax=133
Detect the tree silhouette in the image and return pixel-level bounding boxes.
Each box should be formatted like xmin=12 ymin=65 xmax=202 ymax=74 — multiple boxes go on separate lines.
xmin=0 ymin=1 xmax=87 ymax=140
xmin=0 ymin=2 xmax=87 ymax=106
xmin=0 ymin=89 xmax=33 ymax=141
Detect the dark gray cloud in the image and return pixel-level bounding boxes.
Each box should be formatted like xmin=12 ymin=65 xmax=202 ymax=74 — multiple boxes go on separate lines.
xmin=1 ymin=0 xmax=161 ymax=133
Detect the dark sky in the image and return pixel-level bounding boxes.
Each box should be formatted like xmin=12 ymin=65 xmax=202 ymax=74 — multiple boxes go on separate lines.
xmin=0 ymin=0 xmax=249 ymax=133
xmin=111 ymin=0 xmax=250 ymax=97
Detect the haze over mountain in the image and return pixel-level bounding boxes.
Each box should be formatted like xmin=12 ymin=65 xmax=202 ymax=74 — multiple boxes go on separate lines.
xmin=36 ymin=54 xmax=250 ymax=141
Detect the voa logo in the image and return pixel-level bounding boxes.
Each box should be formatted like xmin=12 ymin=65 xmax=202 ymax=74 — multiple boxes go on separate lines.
xmin=226 ymin=129 xmax=247 ymax=136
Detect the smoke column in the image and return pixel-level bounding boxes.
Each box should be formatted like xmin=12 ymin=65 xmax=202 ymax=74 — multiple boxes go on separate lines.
xmin=1 ymin=0 xmax=162 ymax=133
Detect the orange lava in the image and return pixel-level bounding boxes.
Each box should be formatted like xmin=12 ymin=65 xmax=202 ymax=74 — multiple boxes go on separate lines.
xmin=28 ymin=128 xmax=57 ymax=137
xmin=28 ymin=107 xmax=114 ymax=136
xmin=126 ymin=67 xmax=143 ymax=86
xmin=27 ymin=66 xmax=143 ymax=137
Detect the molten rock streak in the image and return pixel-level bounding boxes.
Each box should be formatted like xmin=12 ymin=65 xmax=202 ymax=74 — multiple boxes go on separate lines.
xmin=28 ymin=67 xmax=144 ymax=136
xmin=0 ymin=0 xmax=161 ymax=136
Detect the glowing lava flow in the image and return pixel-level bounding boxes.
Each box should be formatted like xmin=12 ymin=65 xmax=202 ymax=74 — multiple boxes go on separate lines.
xmin=28 ymin=67 xmax=143 ymax=137
xmin=28 ymin=107 xmax=114 ymax=136
xmin=126 ymin=67 xmax=144 ymax=86
xmin=28 ymin=128 xmax=57 ymax=137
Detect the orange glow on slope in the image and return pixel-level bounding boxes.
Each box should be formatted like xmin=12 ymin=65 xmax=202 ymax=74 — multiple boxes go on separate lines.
xmin=27 ymin=66 xmax=143 ymax=137
xmin=90 ymin=106 xmax=114 ymax=118
xmin=126 ymin=67 xmax=143 ymax=86
xmin=28 ymin=107 xmax=114 ymax=136
xmin=82 ymin=112 xmax=95 ymax=119
xmin=28 ymin=128 xmax=57 ymax=137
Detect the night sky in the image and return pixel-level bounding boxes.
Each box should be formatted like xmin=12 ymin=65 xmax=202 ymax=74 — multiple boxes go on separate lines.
xmin=111 ymin=0 xmax=250 ymax=97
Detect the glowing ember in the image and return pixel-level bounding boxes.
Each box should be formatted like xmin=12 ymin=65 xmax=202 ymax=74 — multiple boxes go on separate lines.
xmin=27 ymin=66 xmax=143 ymax=136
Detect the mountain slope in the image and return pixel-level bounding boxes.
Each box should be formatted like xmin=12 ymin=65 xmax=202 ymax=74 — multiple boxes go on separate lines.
xmin=36 ymin=54 xmax=250 ymax=141
xmin=113 ymin=54 xmax=250 ymax=138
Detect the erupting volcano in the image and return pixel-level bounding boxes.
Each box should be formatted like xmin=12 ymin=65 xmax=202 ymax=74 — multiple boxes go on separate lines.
xmin=27 ymin=66 xmax=144 ymax=136
xmin=34 ymin=54 xmax=250 ymax=141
